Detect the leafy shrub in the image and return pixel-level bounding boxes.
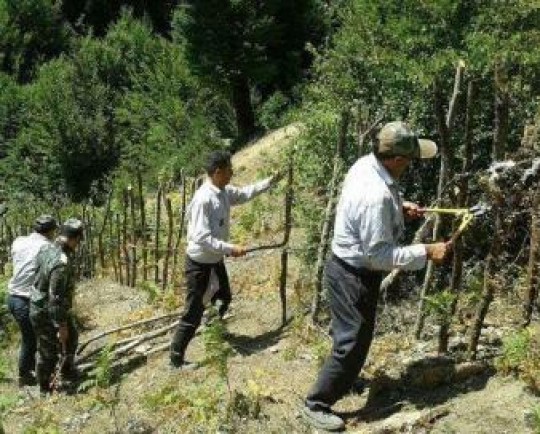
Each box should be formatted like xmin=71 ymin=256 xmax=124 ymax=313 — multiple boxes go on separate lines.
xmin=496 ymin=327 xmax=540 ymax=394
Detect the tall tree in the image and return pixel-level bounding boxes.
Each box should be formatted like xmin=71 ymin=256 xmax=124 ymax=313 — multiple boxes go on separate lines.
xmin=0 ymin=0 xmax=71 ymax=82
xmin=173 ymin=0 xmax=326 ymax=146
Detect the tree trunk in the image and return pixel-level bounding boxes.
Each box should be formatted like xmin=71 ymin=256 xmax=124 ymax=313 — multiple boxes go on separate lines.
xmin=231 ymin=73 xmax=256 ymax=145
xmin=311 ymin=110 xmax=349 ymax=322
xmin=438 ymin=80 xmax=476 ymax=354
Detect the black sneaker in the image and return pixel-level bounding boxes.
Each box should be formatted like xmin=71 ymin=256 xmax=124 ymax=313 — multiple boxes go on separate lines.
xmin=301 ymin=405 xmax=345 ymax=432
xmin=18 ymin=373 xmax=37 ymax=387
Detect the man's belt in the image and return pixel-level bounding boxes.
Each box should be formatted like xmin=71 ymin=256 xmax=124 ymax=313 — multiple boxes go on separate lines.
xmin=331 ymin=254 xmax=382 ymax=279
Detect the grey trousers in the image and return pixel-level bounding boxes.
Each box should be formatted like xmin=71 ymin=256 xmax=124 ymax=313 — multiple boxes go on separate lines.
xmin=306 ymin=254 xmax=382 ymax=410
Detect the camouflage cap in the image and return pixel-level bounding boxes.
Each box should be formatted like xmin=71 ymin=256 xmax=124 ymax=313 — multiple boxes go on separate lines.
xmin=34 ymin=214 xmax=58 ymax=233
xmin=376 ymin=121 xmax=437 ymax=159
xmin=60 ymin=218 xmax=84 ymax=239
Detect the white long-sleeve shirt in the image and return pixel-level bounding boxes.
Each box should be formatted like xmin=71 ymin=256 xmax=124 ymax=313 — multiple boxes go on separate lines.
xmin=186 ymin=177 xmax=273 ymax=263
xmin=331 ymin=153 xmax=427 ymax=271
xmin=8 ymin=232 xmax=51 ymax=298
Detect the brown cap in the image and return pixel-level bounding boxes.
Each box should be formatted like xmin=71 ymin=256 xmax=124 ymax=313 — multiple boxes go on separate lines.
xmin=376 ymin=121 xmax=437 ymax=159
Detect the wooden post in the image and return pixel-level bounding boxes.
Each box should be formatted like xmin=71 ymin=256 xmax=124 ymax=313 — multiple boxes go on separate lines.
xmin=414 ymin=61 xmax=465 ymax=339
xmin=279 ymin=158 xmax=294 ymax=326
xmin=439 ymin=80 xmax=476 ymax=354
xmin=109 ymin=212 xmax=118 ymax=282
xmin=162 ymin=194 xmax=174 ymax=291
xmin=116 ymin=213 xmax=124 ymax=285
xmin=137 ymin=170 xmax=148 ymax=282
xmin=468 ymin=62 xmax=509 ymax=359
xmin=154 ymin=184 xmax=162 ymax=284
xmin=311 ymin=110 xmax=349 ymax=322
xmin=122 ymin=189 xmax=131 ymax=286
xmin=129 ymin=185 xmax=137 ymax=287
xmin=171 ymin=171 xmax=187 ymax=286
xmin=98 ymin=188 xmax=114 ymax=277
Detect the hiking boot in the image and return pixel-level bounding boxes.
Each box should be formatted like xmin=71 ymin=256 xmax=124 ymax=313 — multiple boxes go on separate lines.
xmin=301 ymin=404 xmax=345 ymax=432
xmin=18 ymin=372 xmax=37 ymax=387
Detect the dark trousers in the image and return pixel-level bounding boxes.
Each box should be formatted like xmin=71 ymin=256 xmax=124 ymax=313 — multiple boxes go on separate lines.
xmin=170 ymin=257 xmax=231 ymax=363
xmin=30 ymin=313 xmax=78 ymax=391
xmin=306 ymin=255 xmax=382 ymax=411
xmin=7 ymin=294 xmax=37 ymax=377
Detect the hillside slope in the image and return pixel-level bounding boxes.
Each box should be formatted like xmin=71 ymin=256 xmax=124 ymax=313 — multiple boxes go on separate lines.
xmin=1 ymin=125 xmax=538 ymax=433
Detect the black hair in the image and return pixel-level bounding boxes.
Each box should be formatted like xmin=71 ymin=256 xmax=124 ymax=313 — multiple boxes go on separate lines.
xmin=205 ymin=150 xmax=232 ymax=175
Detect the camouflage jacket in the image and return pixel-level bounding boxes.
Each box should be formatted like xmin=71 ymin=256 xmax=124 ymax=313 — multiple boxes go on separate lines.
xmin=30 ymin=240 xmax=76 ymax=324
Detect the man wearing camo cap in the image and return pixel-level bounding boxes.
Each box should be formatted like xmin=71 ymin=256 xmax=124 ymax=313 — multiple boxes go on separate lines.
xmin=302 ymin=121 xmax=452 ymax=431
xmin=7 ymin=214 xmax=57 ymax=387
xmin=30 ymin=218 xmax=84 ymax=394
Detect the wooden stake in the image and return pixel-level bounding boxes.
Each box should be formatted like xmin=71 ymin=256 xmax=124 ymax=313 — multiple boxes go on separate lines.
xmin=162 ymin=194 xmax=174 ymax=291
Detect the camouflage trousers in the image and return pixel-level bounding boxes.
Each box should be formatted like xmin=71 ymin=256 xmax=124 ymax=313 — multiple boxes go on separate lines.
xmin=29 ymin=313 xmax=78 ymax=392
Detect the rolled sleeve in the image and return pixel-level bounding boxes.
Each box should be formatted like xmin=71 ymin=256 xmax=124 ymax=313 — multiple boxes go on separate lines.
xmin=361 ymin=195 xmax=428 ymax=271
xmin=226 ymin=177 xmax=273 ymax=206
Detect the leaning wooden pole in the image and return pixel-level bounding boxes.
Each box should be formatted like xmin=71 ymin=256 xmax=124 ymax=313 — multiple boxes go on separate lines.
xmin=311 ymin=110 xmax=350 ymax=322
xmin=439 ymin=80 xmax=475 ymax=354
xmin=279 ymin=157 xmax=294 ymax=326
xmin=414 ymin=60 xmax=465 ymax=339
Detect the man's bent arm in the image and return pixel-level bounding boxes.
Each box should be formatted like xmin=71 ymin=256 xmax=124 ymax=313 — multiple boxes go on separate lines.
xmin=362 ymin=195 xmax=427 ymax=271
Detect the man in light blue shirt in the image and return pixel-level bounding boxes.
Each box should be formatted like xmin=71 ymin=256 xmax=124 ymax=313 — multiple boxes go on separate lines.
xmin=7 ymin=215 xmax=57 ymax=387
xmin=302 ymin=121 xmax=451 ymax=431
xmin=170 ymin=150 xmax=281 ymax=369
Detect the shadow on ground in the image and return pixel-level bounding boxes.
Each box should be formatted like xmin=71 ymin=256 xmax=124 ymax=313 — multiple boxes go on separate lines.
xmin=337 ymin=361 xmax=495 ymax=424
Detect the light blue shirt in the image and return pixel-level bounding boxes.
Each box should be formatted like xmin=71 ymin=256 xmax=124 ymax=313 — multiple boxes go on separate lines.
xmin=186 ymin=178 xmax=273 ymax=264
xmin=331 ymin=153 xmax=427 ymax=271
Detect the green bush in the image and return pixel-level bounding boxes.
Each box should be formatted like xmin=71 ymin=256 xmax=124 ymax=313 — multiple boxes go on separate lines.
xmin=496 ymin=327 xmax=540 ymax=394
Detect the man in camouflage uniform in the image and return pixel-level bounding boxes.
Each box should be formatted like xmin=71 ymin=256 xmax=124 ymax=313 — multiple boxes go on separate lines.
xmin=30 ymin=218 xmax=84 ymax=394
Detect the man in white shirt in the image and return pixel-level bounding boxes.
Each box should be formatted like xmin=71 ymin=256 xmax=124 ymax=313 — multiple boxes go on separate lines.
xmin=170 ymin=150 xmax=282 ymax=369
xmin=302 ymin=121 xmax=451 ymax=431
xmin=7 ymin=215 xmax=57 ymax=387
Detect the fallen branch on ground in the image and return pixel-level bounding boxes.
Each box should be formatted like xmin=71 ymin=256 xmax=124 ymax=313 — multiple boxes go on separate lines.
xmin=77 ymin=311 xmax=181 ymax=355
